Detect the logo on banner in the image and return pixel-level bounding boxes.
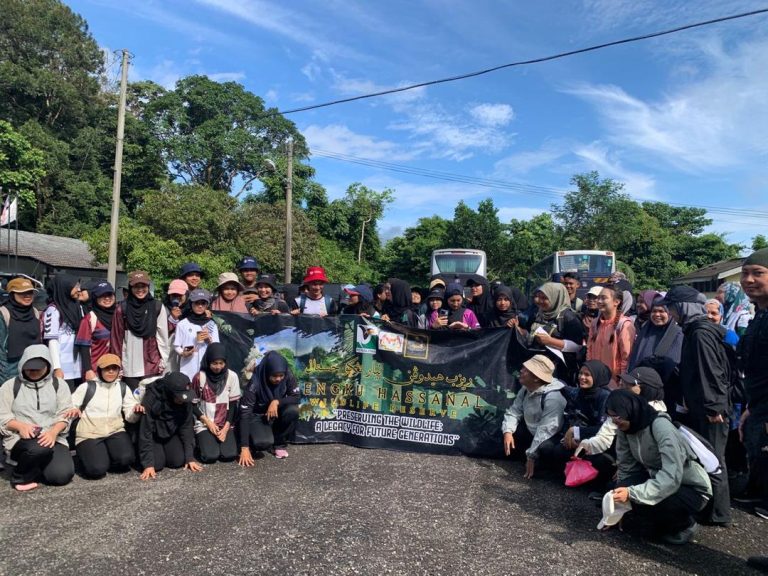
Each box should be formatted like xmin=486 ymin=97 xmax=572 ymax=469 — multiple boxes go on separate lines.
xmin=356 ymin=323 xmax=379 ymax=354
xmin=378 ymin=330 xmax=405 ymax=354
xmin=404 ymin=333 xmax=429 ymax=360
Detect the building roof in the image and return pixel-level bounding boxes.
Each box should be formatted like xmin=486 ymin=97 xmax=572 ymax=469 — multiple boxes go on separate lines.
xmin=0 ymin=229 xmax=117 ymax=270
xmin=672 ymin=257 xmax=744 ymax=283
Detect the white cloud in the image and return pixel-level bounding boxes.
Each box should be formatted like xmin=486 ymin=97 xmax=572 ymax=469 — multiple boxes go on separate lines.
xmin=206 ymin=72 xmax=246 ymax=83
xmin=497 ymin=206 xmax=547 ymax=222
xmin=572 ymin=142 xmax=658 ymax=199
xmin=565 ymin=36 xmax=768 ymax=172
xmin=130 ymin=59 xmax=181 ymax=89
xmin=469 ymin=103 xmax=514 ymax=126
xmin=494 ymin=141 xmax=570 ymax=175
xmin=264 ymin=89 xmax=279 ymax=103
xmin=303 ymin=124 xmax=415 ymax=162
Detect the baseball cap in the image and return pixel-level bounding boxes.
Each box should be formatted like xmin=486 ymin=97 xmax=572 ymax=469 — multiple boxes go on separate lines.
xmin=179 ymin=262 xmax=203 ymax=278
xmin=597 ymin=490 xmax=632 ymax=530
xmin=586 ymin=286 xmax=603 ymax=297
xmin=237 ymin=256 xmax=260 ymax=271
xmin=91 ymin=281 xmax=115 ymax=298
xmin=96 ymin=354 xmax=122 ymax=369
xmin=128 ymin=270 xmax=151 ymax=286
xmin=188 ymin=288 xmax=211 ymax=304
xmin=6 ymin=277 xmax=37 ymax=293
xmin=168 ymin=279 xmax=188 ymax=296
xmin=619 ymin=367 xmax=663 ymax=391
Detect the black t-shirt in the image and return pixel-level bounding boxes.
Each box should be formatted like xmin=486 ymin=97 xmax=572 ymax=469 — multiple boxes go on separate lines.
xmin=740 ymin=308 xmax=768 ymax=417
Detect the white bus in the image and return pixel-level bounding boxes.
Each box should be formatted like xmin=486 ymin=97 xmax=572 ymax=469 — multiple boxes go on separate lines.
xmin=430 ymin=249 xmax=487 ymax=282
xmin=527 ymin=250 xmax=616 ymax=295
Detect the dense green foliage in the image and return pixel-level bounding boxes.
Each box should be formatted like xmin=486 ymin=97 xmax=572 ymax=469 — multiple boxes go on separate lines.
xmin=0 ymin=0 xmax=748 ymax=293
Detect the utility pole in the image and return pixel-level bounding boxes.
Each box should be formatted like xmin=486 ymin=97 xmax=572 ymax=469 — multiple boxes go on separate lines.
xmin=284 ymin=138 xmax=293 ymax=285
xmin=107 ymin=49 xmax=130 ymax=288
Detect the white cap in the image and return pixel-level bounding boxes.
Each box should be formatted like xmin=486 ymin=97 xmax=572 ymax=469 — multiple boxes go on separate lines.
xmin=587 ymin=285 xmax=604 ymax=297
xmin=597 ymin=490 xmax=632 ymax=530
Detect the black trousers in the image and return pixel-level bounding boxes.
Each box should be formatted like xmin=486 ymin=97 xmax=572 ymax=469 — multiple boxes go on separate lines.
xmin=242 ymin=404 xmax=299 ymax=450
xmin=744 ymin=412 xmax=768 ymax=508
xmin=196 ymin=428 xmax=238 ymax=463
xmin=619 ymin=472 xmax=709 ymax=535
xmin=76 ymin=432 xmax=135 ymax=478
xmin=507 ymin=425 xmax=562 ymax=471
xmin=689 ymin=415 xmax=732 ymax=523
xmin=10 ymin=440 xmax=74 ymax=486
xmin=149 ymin=435 xmax=186 ymax=471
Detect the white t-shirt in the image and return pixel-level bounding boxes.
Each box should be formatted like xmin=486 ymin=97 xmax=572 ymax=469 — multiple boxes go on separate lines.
xmin=43 ymin=306 xmax=82 ymax=380
xmin=192 ymin=370 xmax=241 ymax=433
xmin=295 ymin=295 xmax=328 ymax=315
xmin=173 ymin=318 xmax=219 ymax=381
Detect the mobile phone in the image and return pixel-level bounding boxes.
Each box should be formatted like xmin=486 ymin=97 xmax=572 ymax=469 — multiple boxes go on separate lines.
xmin=439 ymin=309 xmax=448 ymax=317
xmin=184 ymin=346 xmax=194 ymax=352
xmin=32 ymin=426 xmax=42 ymax=437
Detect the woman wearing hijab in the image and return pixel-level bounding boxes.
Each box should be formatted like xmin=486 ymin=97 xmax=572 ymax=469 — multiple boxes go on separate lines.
xmin=634 ymin=290 xmax=661 ymax=331
xmin=76 ymin=281 xmax=117 ymax=381
xmin=0 ymin=345 xmax=77 ymax=491
xmin=0 ymin=277 xmax=43 ymax=383
xmin=341 ymin=284 xmax=378 ymax=317
xmin=587 ymin=287 xmax=636 ymax=388
xmin=717 ymin=282 xmax=752 ymax=336
xmin=238 ymin=351 xmax=301 ymax=465
xmin=487 ymin=285 xmax=522 ymax=329
xmin=43 ymin=274 xmax=84 ymax=390
xmin=249 ymin=274 xmax=290 ymax=316
xmin=174 ymin=288 xmax=219 ymax=381
xmin=138 ymin=371 xmax=202 ymax=479
xmin=210 ymin=272 xmax=249 ymax=314
xmin=383 ymin=278 xmax=419 ymax=328
xmin=111 ymin=271 xmax=171 ymax=390
xmin=192 ymin=343 xmax=241 ymax=463
xmin=607 ymin=389 xmax=712 ymax=545
xmin=466 ymin=277 xmax=495 ymax=327
xmin=527 ymin=282 xmax=585 ymax=383
xmin=429 ymin=283 xmax=480 ymax=330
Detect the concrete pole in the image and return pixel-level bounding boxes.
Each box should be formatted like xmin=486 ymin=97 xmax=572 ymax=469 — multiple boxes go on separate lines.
xmin=284 ymin=139 xmax=293 ymax=285
xmin=107 ymin=49 xmax=130 ymax=287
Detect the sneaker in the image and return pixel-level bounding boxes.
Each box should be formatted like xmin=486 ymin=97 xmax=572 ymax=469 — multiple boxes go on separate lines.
xmin=733 ymin=494 xmax=762 ymax=504
xmin=14 ymin=482 xmax=39 ymax=492
xmin=755 ymin=507 xmax=768 ymax=520
xmin=661 ymin=521 xmax=698 ymax=545
xmin=273 ymin=448 xmax=289 ymax=459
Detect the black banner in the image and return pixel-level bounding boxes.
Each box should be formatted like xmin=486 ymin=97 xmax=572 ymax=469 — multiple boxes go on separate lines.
xmin=213 ymin=312 xmax=515 ymax=457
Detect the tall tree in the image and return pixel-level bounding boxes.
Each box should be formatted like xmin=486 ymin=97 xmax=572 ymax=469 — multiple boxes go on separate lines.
xmin=445 ymin=199 xmax=506 ymax=272
xmin=502 ymin=213 xmax=561 ymax=287
xmin=381 ymin=215 xmax=451 ymax=285
xmin=0 ymin=120 xmax=45 ymax=209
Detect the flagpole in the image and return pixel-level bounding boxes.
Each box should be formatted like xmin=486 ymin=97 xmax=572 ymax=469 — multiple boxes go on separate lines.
xmin=4 ymin=190 xmax=10 ymax=273
xmin=14 ymin=192 xmax=19 ymax=273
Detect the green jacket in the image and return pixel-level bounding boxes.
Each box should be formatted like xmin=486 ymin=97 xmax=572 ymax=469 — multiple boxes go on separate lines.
xmin=616 ymin=413 xmax=712 ymax=506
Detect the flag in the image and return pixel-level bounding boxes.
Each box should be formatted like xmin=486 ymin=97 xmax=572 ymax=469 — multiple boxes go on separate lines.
xmin=0 ymin=195 xmax=17 ymax=226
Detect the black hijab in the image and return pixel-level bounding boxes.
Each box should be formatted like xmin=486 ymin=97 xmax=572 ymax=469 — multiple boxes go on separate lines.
xmin=580 ymin=360 xmax=612 ymax=398
xmin=202 ymin=342 xmax=228 ymax=396
xmin=606 ymin=389 xmax=658 ymax=434
xmin=468 ymin=279 xmax=494 ymax=327
xmin=444 ymin=284 xmax=466 ymax=324
xmin=92 ymin=295 xmax=115 ymax=332
xmin=148 ymin=372 xmax=193 ymax=436
xmin=387 ymin=279 xmax=413 ymax=320
xmin=488 ymin=285 xmax=518 ymax=327
xmin=7 ymin=295 xmax=42 ymax=360
xmin=250 ymin=351 xmax=295 ymax=407
xmin=125 ymin=286 xmax=159 ymax=339
xmin=48 ymin=274 xmax=83 ymax=331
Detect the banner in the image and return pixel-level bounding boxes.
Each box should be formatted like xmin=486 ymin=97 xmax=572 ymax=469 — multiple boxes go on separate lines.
xmin=214 ymin=312 xmax=517 ymax=457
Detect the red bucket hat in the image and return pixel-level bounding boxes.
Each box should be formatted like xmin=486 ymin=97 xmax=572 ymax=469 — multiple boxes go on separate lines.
xmin=302 ymin=266 xmax=329 ymax=285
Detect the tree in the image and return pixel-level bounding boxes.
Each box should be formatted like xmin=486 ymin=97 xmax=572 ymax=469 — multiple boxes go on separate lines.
xmin=140 ymin=75 xmax=306 ymax=193
xmin=501 ymin=213 xmax=560 ymax=287
xmin=381 ymin=216 xmax=450 ymax=285
xmin=752 ymin=235 xmax=768 ymax=252
xmin=446 ymin=199 xmax=507 ymax=274
xmin=0 ymin=120 xmax=45 ymax=208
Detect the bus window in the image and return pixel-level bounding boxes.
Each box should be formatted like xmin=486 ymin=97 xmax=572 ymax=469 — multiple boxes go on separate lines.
xmin=433 ymin=254 xmax=483 ymax=274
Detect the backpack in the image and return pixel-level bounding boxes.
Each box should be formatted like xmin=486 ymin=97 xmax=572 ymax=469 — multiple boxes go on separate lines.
xmin=298 ymin=294 xmax=336 ymax=315
xmin=78 ymin=379 xmax=128 ymax=412
xmin=13 ymin=376 xmax=59 ymax=398
xmin=0 ymin=305 xmax=41 ymax=327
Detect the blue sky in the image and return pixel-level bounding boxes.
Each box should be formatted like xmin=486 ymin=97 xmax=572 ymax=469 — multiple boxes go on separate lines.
xmin=69 ymin=0 xmax=768 ymax=249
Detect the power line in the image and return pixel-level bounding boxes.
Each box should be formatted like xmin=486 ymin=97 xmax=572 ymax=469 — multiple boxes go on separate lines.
xmin=312 ymin=148 xmax=768 ymax=220
xmin=275 ymin=8 xmax=768 ymax=116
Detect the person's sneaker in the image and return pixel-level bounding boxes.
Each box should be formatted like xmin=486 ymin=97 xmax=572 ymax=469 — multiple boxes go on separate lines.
xmin=273 ymin=448 xmax=289 ymax=459
xmin=754 ymin=506 xmax=768 ymax=520
xmin=661 ymin=521 xmax=698 ymax=545
xmin=733 ymin=494 xmax=762 ymax=504
xmin=14 ymin=482 xmax=39 ymax=492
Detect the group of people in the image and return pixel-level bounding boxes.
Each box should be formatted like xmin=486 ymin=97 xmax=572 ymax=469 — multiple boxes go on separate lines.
xmin=0 ymin=249 xmax=766 ymax=560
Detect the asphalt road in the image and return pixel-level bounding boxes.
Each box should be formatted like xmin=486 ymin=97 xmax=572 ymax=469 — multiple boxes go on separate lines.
xmin=0 ymin=444 xmax=765 ymax=576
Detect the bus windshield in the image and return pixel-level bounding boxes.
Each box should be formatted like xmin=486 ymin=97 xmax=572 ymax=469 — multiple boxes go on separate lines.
xmin=433 ymin=254 xmax=484 ymax=274
xmin=557 ymin=253 xmax=614 ymax=275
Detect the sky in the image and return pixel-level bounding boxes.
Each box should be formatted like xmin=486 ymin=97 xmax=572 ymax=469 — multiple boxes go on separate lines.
xmin=68 ymin=0 xmax=768 ymax=250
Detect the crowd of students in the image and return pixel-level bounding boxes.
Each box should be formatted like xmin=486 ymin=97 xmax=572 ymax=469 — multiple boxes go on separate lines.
xmin=0 ymin=249 xmax=766 ymax=562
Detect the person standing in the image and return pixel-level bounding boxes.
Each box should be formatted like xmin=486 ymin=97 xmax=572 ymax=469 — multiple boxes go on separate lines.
xmin=587 ymin=286 xmax=636 ymax=388
xmin=110 ymin=271 xmax=170 ymax=390
xmin=76 ymin=280 xmax=117 ymax=381
xmin=43 ymin=274 xmax=84 ymax=391
xmin=0 ymin=277 xmax=42 ymax=383
xmin=237 ymin=256 xmax=261 ymax=308
xmin=290 ymin=267 xmax=337 ymax=316
xmin=738 ymin=248 xmax=768 ymax=521
xmin=561 ymin=272 xmax=583 ymax=312
xmin=173 ymin=289 xmax=219 ymax=382
xmin=661 ymin=285 xmax=732 ymax=525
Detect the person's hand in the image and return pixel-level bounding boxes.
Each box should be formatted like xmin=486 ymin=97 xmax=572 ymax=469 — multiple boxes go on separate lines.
xmin=204 ymin=310 xmax=212 ymax=319
xmin=250 ymin=307 xmax=260 ymax=317
xmin=202 ymin=416 xmax=219 ymax=436
xmin=266 ymin=400 xmax=279 ymax=421
xmin=185 ymin=461 xmax=203 ymax=472
xmin=503 ymin=432 xmax=515 ymax=456
xmin=15 ymin=421 xmax=38 ymax=439
xmin=290 ymin=308 xmax=300 ymax=316
xmin=505 ymin=317 xmax=518 ymax=329
xmin=216 ymin=422 xmax=230 ymax=443
xmin=63 ymin=407 xmax=81 ymax=419
xmin=181 ymin=347 xmax=195 ymax=358
xmin=707 ymin=414 xmax=725 ymax=424
xmin=524 ymin=458 xmax=535 ymax=479
xmin=239 ymin=447 xmax=255 ymax=467
xmin=53 ymin=368 xmax=64 ymax=379
xmin=243 ymin=293 xmax=257 ymax=305
xmin=84 ymin=370 xmax=97 ymax=381
xmin=197 ymin=330 xmax=209 ymax=343
xmin=270 ymin=309 xmax=281 ymax=315
xmin=533 ymin=332 xmax=553 ymax=347
xmin=37 ymin=429 xmax=57 ymax=448
xmin=563 ymin=427 xmax=578 ymax=450
xmin=576 ymin=441 xmax=591 ymax=456
xmin=613 ymin=487 xmax=630 ymax=503
xmin=380 ymin=314 xmax=390 ymax=322
xmin=133 ymin=404 xmax=145 ymax=413
xmin=435 ymin=315 xmax=448 ymax=327
xmin=140 ymin=467 xmax=157 ymax=480
xmin=449 ymin=321 xmax=468 ymax=330
xmin=739 ymin=408 xmax=750 ymax=443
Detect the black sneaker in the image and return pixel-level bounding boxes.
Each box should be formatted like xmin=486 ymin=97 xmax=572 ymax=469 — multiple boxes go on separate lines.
xmin=733 ymin=495 xmax=762 ymax=504
xmin=755 ymin=507 xmax=768 ymax=520
xmin=662 ymin=522 xmax=698 ymax=545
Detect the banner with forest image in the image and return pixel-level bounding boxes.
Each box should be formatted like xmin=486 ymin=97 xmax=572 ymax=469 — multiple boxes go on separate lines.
xmin=213 ymin=312 xmax=518 ymax=457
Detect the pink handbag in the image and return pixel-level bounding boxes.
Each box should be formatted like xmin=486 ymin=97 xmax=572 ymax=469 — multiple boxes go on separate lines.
xmin=564 ymin=457 xmax=599 ymax=487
